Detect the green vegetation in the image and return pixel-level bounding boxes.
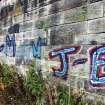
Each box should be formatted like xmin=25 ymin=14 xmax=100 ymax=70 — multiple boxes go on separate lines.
xmin=1 ymin=63 xmax=14 ymax=87
xmin=0 ymin=62 xmax=104 ymax=105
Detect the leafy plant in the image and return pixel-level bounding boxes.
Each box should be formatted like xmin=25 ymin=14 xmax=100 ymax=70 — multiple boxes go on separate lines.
xmin=24 ymin=62 xmax=45 ymax=104
xmin=54 ymin=85 xmax=71 ymax=105
xmin=1 ymin=63 xmax=14 ymax=88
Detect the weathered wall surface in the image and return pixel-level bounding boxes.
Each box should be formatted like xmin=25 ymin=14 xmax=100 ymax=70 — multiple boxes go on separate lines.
xmin=1 ymin=0 xmax=105 ymax=103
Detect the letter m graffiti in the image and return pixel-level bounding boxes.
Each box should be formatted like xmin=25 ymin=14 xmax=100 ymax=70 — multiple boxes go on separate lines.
xmin=5 ymin=34 xmax=16 ymax=57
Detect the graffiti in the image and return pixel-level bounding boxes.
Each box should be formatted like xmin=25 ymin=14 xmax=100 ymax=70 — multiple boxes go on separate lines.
xmin=1 ymin=34 xmax=105 ymax=88
xmin=8 ymin=24 xmax=20 ymax=34
xmin=89 ymin=45 xmax=105 ymax=87
xmin=0 ymin=44 xmax=4 ymax=52
xmin=0 ymin=36 xmax=47 ymax=58
xmin=19 ymin=0 xmax=28 ymax=13
xmin=49 ymin=46 xmax=81 ymax=79
xmin=49 ymin=45 xmax=105 ymax=87
xmin=0 ymin=5 xmax=14 ymax=19
xmin=31 ymin=37 xmax=47 ymax=59
xmin=0 ymin=35 xmax=16 ymax=57
xmin=72 ymin=58 xmax=87 ymax=66
xmin=5 ymin=34 xmax=16 ymax=57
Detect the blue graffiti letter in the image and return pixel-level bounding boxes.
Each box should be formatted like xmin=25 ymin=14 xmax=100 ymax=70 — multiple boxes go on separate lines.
xmin=6 ymin=34 xmax=16 ymax=57
xmin=49 ymin=46 xmax=80 ymax=79
xmin=31 ymin=37 xmax=47 ymax=59
xmin=0 ymin=44 xmax=4 ymax=52
xmin=90 ymin=46 xmax=105 ymax=87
